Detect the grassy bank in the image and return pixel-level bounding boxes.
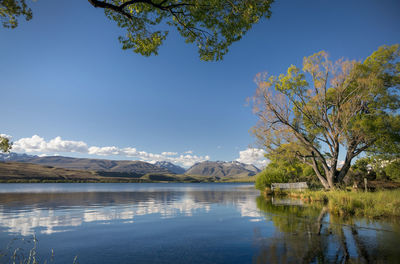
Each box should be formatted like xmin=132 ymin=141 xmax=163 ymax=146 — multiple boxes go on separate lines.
xmin=267 ymin=189 xmax=400 ymax=219
xmin=219 ymin=175 xmax=256 ymax=183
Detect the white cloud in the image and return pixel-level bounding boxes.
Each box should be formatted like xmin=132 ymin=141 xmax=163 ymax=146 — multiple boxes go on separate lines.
xmin=47 ymin=136 xmax=88 ymax=153
xmin=121 ymin=147 xmax=138 ymax=157
xmin=12 ymin=135 xmax=209 ymax=167
xmin=13 ymin=135 xmax=88 ymax=153
xmin=0 ymin=134 xmax=12 ymax=140
xmin=236 ymin=148 xmax=268 ymax=169
xmin=88 ymin=146 xmax=120 ymax=156
xmin=161 ymin=152 xmax=178 ymax=156
xmin=138 ymin=153 xmax=209 ymax=168
xmin=167 ymin=154 xmax=210 ymax=168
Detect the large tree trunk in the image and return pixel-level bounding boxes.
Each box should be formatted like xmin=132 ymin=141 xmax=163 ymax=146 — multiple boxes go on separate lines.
xmin=326 ymin=169 xmax=336 ymax=189
xmin=337 ymin=162 xmax=352 ymax=184
xmin=337 ymin=152 xmax=354 ymax=184
xmin=310 ymin=156 xmax=330 ymax=189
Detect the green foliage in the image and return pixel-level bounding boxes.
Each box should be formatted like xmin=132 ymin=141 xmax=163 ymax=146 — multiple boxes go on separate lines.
xmin=3 ymin=0 xmax=274 ymax=60
xmin=352 ymin=155 xmax=400 ymax=182
xmin=0 ymin=136 xmax=12 ymax=153
xmin=255 ymin=143 xmax=319 ymax=190
xmin=253 ymin=44 xmax=400 ymax=189
xmin=255 ymin=166 xmax=289 ymax=190
xmin=352 ymin=157 xmax=371 ymax=175
xmin=101 ymin=0 xmax=274 ymax=61
xmin=354 ymin=45 xmax=400 ymax=154
xmin=351 ymin=156 xmax=378 ymax=181
xmin=384 ymin=160 xmax=400 ymax=181
xmin=0 ymin=0 xmax=32 ymax=28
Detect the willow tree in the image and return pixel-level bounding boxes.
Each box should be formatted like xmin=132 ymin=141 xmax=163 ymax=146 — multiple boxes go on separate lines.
xmin=252 ymin=45 xmax=400 ymax=189
xmin=1 ymin=0 xmax=274 ymax=61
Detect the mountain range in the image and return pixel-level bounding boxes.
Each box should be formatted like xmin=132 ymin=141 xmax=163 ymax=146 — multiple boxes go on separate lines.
xmin=154 ymin=161 xmax=186 ymax=174
xmin=185 ymin=161 xmax=260 ymax=179
xmin=0 ymin=153 xmax=261 ymax=180
xmin=0 ymin=153 xmax=170 ymax=174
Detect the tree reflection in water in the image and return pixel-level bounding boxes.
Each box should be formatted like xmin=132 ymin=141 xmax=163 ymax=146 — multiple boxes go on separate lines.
xmin=254 ymin=196 xmax=400 ymax=264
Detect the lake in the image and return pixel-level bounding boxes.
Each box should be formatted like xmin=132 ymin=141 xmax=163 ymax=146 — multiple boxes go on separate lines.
xmin=0 ymin=183 xmax=399 ymax=263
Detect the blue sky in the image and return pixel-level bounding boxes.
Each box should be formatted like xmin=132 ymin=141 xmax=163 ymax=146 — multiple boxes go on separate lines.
xmin=1 ymin=0 xmax=400 ymax=167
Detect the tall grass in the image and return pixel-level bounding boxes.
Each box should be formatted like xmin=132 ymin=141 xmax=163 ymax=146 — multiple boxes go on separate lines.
xmin=279 ymin=189 xmax=400 ymax=218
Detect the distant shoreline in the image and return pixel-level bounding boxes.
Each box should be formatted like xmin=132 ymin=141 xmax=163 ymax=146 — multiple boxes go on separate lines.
xmin=0 ymin=179 xmax=255 ymax=184
xmin=0 ymin=162 xmax=255 ymax=184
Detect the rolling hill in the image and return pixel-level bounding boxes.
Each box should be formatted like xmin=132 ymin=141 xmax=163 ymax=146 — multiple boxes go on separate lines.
xmin=0 ymin=154 xmax=170 ymax=174
xmin=0 ymin=162 xmax=215 ymax=183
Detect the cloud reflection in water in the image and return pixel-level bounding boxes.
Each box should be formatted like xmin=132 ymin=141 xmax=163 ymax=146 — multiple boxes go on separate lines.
xmin=0 ymin=186 xmax=262 ymax=236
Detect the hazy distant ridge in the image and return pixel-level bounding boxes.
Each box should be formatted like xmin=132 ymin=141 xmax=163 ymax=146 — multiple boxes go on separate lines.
xmin=185 ymin=161 xmax=260 ymax=179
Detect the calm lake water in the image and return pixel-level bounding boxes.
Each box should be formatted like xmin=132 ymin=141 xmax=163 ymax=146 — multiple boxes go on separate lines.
xmin=0 ymin=183 xmax=399 ymax=263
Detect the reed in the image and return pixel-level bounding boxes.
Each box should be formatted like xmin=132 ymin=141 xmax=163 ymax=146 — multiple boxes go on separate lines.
xmin=270 ymin=189 xmax=400 ymax=218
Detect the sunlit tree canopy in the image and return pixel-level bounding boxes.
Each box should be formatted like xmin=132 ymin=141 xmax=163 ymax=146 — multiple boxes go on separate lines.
xmin=252 ymin=44 xmax=400 ymax=189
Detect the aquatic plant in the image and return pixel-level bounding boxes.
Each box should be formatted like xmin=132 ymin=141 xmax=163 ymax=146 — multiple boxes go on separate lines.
xmin=284 ymin=189 xmax=400 ymax=218
xmin=0 ymin=235 xmax=78 ymax=264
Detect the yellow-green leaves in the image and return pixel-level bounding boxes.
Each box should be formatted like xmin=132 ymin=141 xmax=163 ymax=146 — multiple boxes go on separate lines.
xmin=252 ymin=44 xmax=400 ymax=189
xmin=275 ymin=65 xmax=308 ymax=93
xmin=4 ymin=0 xmax=273 ymax=61
xmin=0 ymin=136 xmax=12 ymax=153
xmin=119 ymin=30 xmax=168 ymax=56
xmin=102 ymin=0 xmax=274 ymax=61
xmin=0 ymin=0 xmax=32 ymax=28
xmin=364 ymin=44 xmax=400 ymax=73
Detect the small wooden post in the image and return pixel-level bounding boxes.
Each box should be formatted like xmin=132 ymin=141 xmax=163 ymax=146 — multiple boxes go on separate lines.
xmin=364 ymin=178 xmax=368 ymax=192
xmin=352 ymin=181 xmax=358 ymax=191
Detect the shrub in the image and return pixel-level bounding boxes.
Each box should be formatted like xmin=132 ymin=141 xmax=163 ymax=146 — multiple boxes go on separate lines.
xmin=255 ymin=167 xmax=289 ymax=190
xmin=384 ymin=160 xmax=400 ymax=181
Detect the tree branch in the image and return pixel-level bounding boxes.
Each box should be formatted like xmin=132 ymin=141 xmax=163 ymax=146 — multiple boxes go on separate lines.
xmin=88 ymin=0 xmax=210 ymax=40
xmin=88 ymin=0 xmax=133 ymax=19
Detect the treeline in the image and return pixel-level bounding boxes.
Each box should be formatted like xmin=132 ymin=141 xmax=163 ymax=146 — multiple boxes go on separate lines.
xmin=255 ymin=151 xmax=400 ymax=191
